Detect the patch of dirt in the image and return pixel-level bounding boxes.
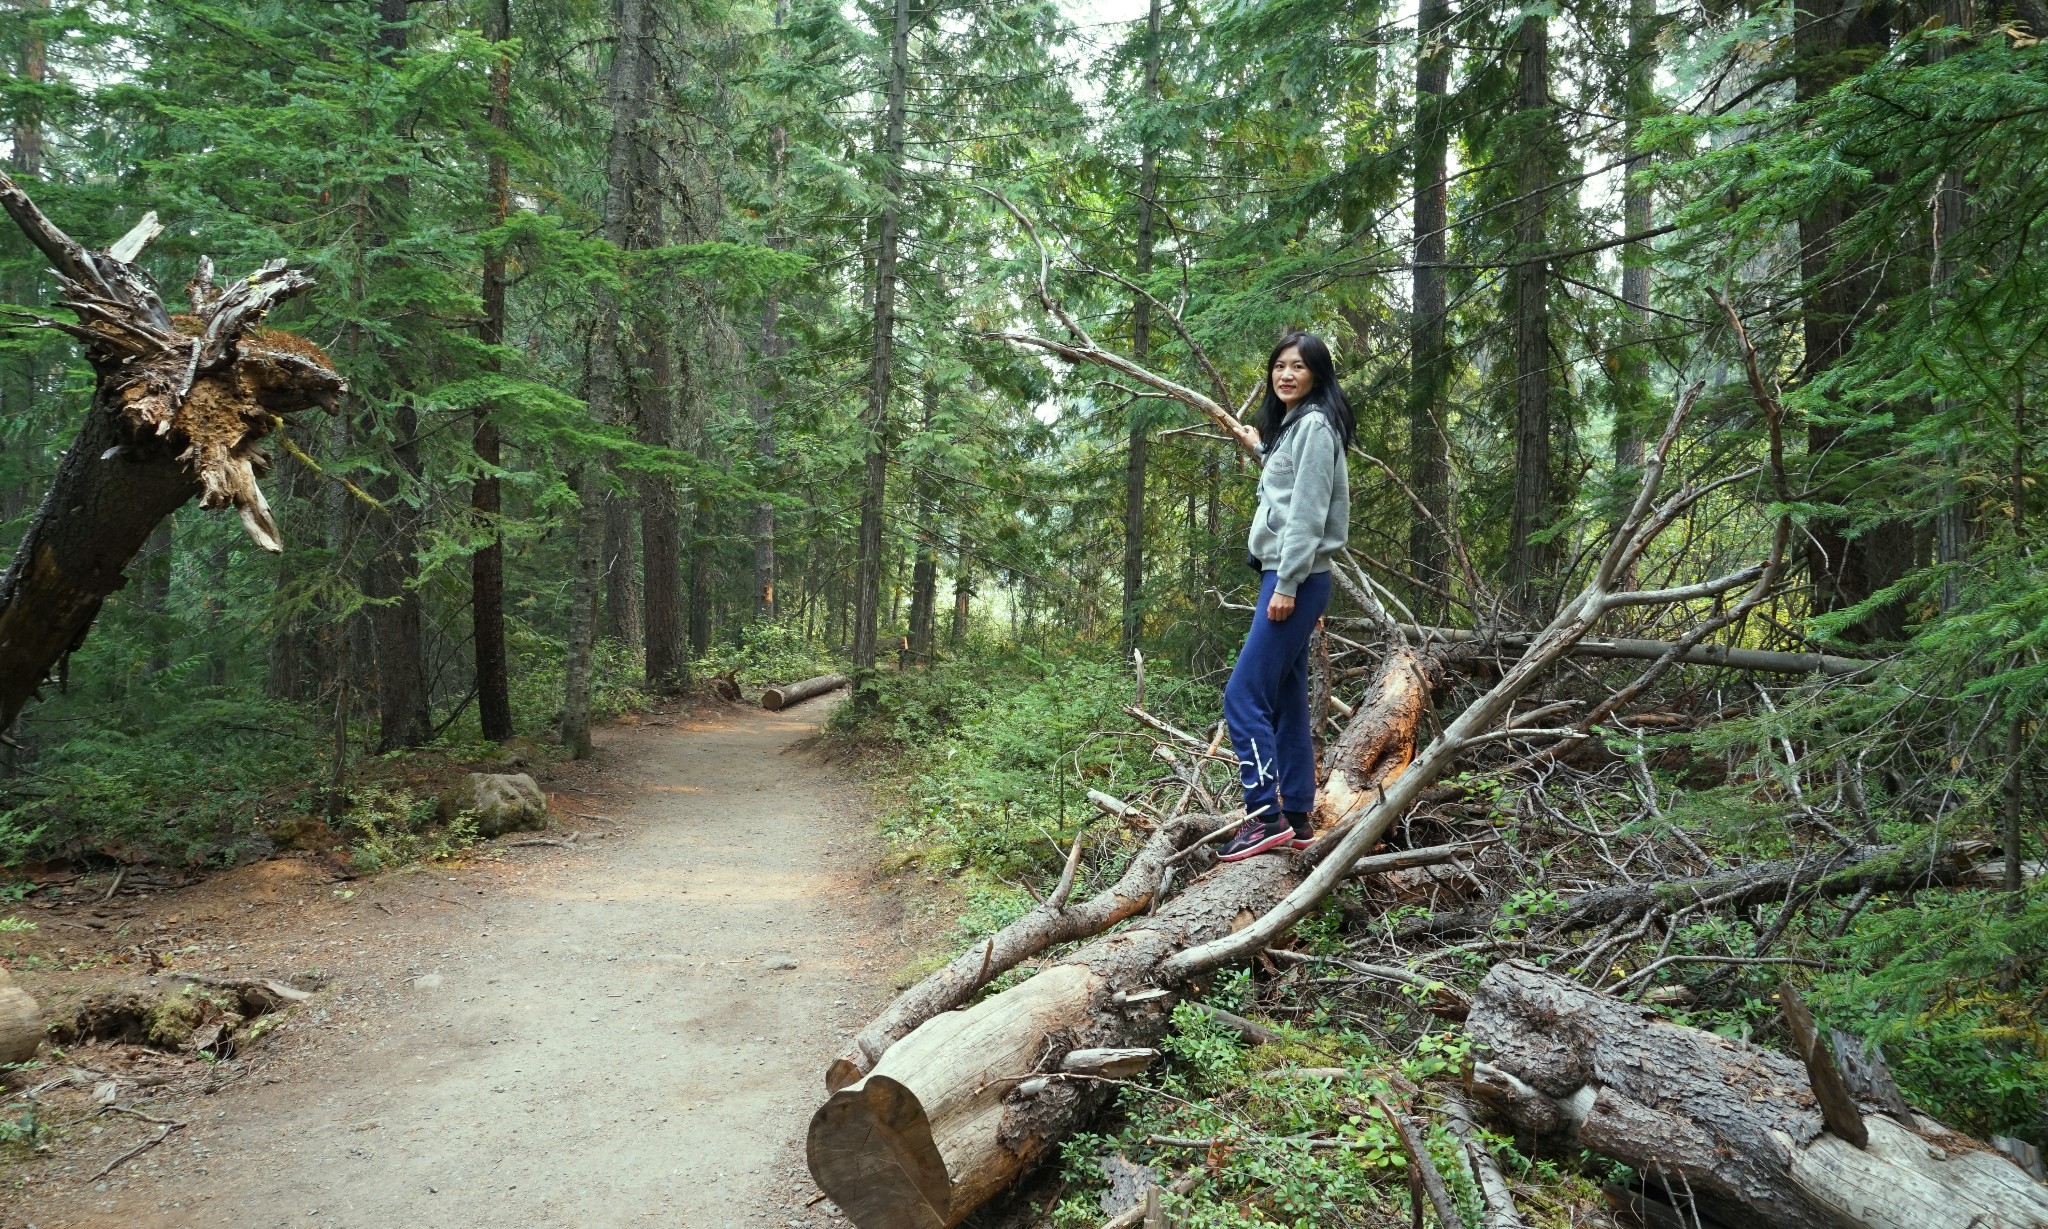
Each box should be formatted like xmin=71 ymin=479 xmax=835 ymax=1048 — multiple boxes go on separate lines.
xmin=1 ymin=695 xmax=922 ymax=1227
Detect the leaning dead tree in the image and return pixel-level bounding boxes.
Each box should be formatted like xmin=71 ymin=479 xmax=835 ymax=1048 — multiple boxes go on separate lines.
xmin=808 ymin=385 xmax=1818 ymax=1227
xmin=0 ymin=170 xmax=341 ymax=731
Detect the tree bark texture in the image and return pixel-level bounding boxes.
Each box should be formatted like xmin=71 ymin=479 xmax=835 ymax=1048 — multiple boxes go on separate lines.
xmin=603 ymin=489 xmax=641 ymax=647
xmin=1614 ymin=0 xmax=1655 ymax=477
xmin=852 ymin=0 xmax=910 ymax=676
xmin=1407 ymin=0 xmax=1452 ymax=617
xmin=472 ymin=0 xmax=514 ymax=743
xmin=1506 ymin=13 xmax=1556 ymax=612
xmin=1793 ymin=1 xmax=1909 ymax=641
xmin=562 ymin=0 xmax=653 ymax=757
xmin=1121 ymin=0 xmax=1163 ymax=655
xmin=906 ymin=382 xmax=939 ymax=665
xmin=366 ymin=0 xmax=429 ymax=753
xmin=1931 ymin=0 xmax=1974 ymax=610
xmin=950 ymin=535 xmax=970 ymax=646
xmin=640 ymin=330 xmax=687 ymax=693
xmin=752 ymin=295 xmax=781 ymax=624
xmin=1467 ymin=962 xmax=2048 ymax=1229
xmin=0 ymin=171 xmax=341 ymax=733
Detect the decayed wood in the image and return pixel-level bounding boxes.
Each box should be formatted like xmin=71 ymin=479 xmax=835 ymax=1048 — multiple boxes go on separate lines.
xmin=824 ymin=811 xmax=1218 ymax=1092
xmin=808 ymin=856 xmax=1304 ymax=1229
xmin=0 ymin=170 xmax=341 ymax=732
xmin=1467 ymin=961 xmax=2048 ymax=1229
xmin=0 ymin=966 xmax=43 ymax=1064
xmin=1781 ymin=980 xmax=1867 ymax=1148
xmin=1315 ymin=643 xmax=1434 ymax=828
xmin=762 ymin=673 xmax=850 ymax=711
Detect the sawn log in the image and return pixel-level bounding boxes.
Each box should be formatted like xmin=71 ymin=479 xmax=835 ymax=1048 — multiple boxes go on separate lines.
xmin=1466 ymin=961 xmax=2048 ymax=1229
xmin=762 ymin=674 xmax=850 ymax=711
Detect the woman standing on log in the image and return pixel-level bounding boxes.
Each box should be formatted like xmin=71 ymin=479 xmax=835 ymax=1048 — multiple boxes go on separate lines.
xmin=1217 ymin=331 xmax=1354 ymax=860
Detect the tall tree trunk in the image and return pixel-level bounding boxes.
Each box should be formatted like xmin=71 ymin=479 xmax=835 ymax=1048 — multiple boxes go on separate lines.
xmin=752 ymin=295 xmax=781 ymax=625
xmin=1794 ymin=1 xmax=1903 ymax=641
xmin=1121 ymin=0 xmax=1163 ymax=656
xmin=603 ymin=491 xmax=641 ymax=646
xmin=9 ymin=0 xmax=45 ymax=180
xmin=563 ymin=0 xmax=653 ymax=756
xmin=1932 ymin=0 xmax=1974 ymax=610
xmin=951 ymin=534 xmax=970 ymax=647
xmin=852 ymin=0 xmax=910 ymax=679
xmin=752 ymin=88 xmax=788 ymax=627
xmin=640 ymin=329 xmax=687 ymax=693
xmin=473 ymin=0 xmax=514 ymax=741
xmin=367 ymin=0 xmax=428 ymax=753
xmin=1614 ymin=0 xmax=1654 ymax=479
xmin=1406 ymin=0 xmax=1452 ymax=620
xmin=143 ymin=519 xmax=174 ymax=678
xmin=1505 ymin=12 xmax=1555 ymax=612
xmin=688 ymin=487 xmax=714 ymax=655
xmin=907 ymin=383 xmax=939 ymax=665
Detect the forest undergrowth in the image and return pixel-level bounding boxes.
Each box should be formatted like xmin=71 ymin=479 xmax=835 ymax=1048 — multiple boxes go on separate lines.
xmin=830 ymin=629 xmax=2047 ymax=1229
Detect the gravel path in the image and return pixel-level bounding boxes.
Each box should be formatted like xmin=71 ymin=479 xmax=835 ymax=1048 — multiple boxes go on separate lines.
xmin=18 ymin=696 xmax=904 ymax=1228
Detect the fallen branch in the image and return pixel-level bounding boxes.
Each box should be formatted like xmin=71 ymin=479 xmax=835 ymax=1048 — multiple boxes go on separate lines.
xmin=1397 ymin=625 xmax=1875 ymax=678
xmin=89 ymin=1121 xmax=185 ymax=1181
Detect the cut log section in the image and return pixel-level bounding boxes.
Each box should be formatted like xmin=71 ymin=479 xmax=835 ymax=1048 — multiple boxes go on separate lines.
xmin=1466 ymin=961 xmax=2048 ymax=1229
xmin=807 ymin=857 xmax=1303 ymax=1229
xmin=0 ymin=966 xmax=43 ymax=1064
xmin=762 ymin=674 xmax=850 ymax=711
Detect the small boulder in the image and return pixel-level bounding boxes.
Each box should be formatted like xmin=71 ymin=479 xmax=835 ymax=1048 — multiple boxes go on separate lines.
xmin=445 ymin=772 xmax=548 ymax=838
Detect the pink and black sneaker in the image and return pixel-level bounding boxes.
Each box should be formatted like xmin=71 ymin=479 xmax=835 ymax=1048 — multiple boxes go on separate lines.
xmin=1218 ymin=814 xmax=1297 ymax=862
xmin=1285 ymin=812 xmax=1315 ymax=850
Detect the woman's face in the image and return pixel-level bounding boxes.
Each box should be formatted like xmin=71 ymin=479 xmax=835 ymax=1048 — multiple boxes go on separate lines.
xmin=1271 ymin=345 xmax=1313 ymax=408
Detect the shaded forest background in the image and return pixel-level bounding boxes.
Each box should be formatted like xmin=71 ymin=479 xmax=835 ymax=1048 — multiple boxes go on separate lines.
xmin=1 ymin=0 xmax=2045 ymax=1211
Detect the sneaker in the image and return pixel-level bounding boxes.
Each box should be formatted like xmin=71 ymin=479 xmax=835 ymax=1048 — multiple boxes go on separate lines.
xmin=1218 ymin=815 xmax=1297 ymax=862
xmin=1285 ymin=811 xmax=1315 ymax=849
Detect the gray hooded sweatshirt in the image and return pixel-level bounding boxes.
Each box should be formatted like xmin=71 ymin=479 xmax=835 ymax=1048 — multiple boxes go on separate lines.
xmin=1247 ymin=404 xmax=1350 ymax=596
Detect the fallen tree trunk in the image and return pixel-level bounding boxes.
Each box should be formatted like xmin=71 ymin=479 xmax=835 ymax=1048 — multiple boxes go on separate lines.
xmin=824 ymin=811 xmax=1217 ymax=1092
xmin=1467 ymin=962 xmax=2048 ymax=1229
xmin=808 ymin=856 xmax=1303 ymax=1229
xmin=762 ymin=673 xmax=850 ymax=711
xmin=0 ymin=170 xmax=341 ymax=731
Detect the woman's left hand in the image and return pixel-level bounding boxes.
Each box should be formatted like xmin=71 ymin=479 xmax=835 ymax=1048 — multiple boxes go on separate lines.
xmin=1267 ymin=591 xmax=1295 ymax=622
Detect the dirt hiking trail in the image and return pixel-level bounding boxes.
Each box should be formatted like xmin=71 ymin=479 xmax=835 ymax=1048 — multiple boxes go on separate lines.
xmin=11 ymin=696 xmax=909 ymax=1229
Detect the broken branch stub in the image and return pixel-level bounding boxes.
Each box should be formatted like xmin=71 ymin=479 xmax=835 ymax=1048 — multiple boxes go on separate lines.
xmin=0 ymin=169 xmax=342 ymax=731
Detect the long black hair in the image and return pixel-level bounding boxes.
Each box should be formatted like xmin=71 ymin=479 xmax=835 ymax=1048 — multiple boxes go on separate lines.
xmin=1256 ymin=331 xmax=1355 ymax=453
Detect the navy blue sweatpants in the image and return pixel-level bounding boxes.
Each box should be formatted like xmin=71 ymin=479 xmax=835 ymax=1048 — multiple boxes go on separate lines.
xmin=1223 ymin=569 xmax=1333 ymax=821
